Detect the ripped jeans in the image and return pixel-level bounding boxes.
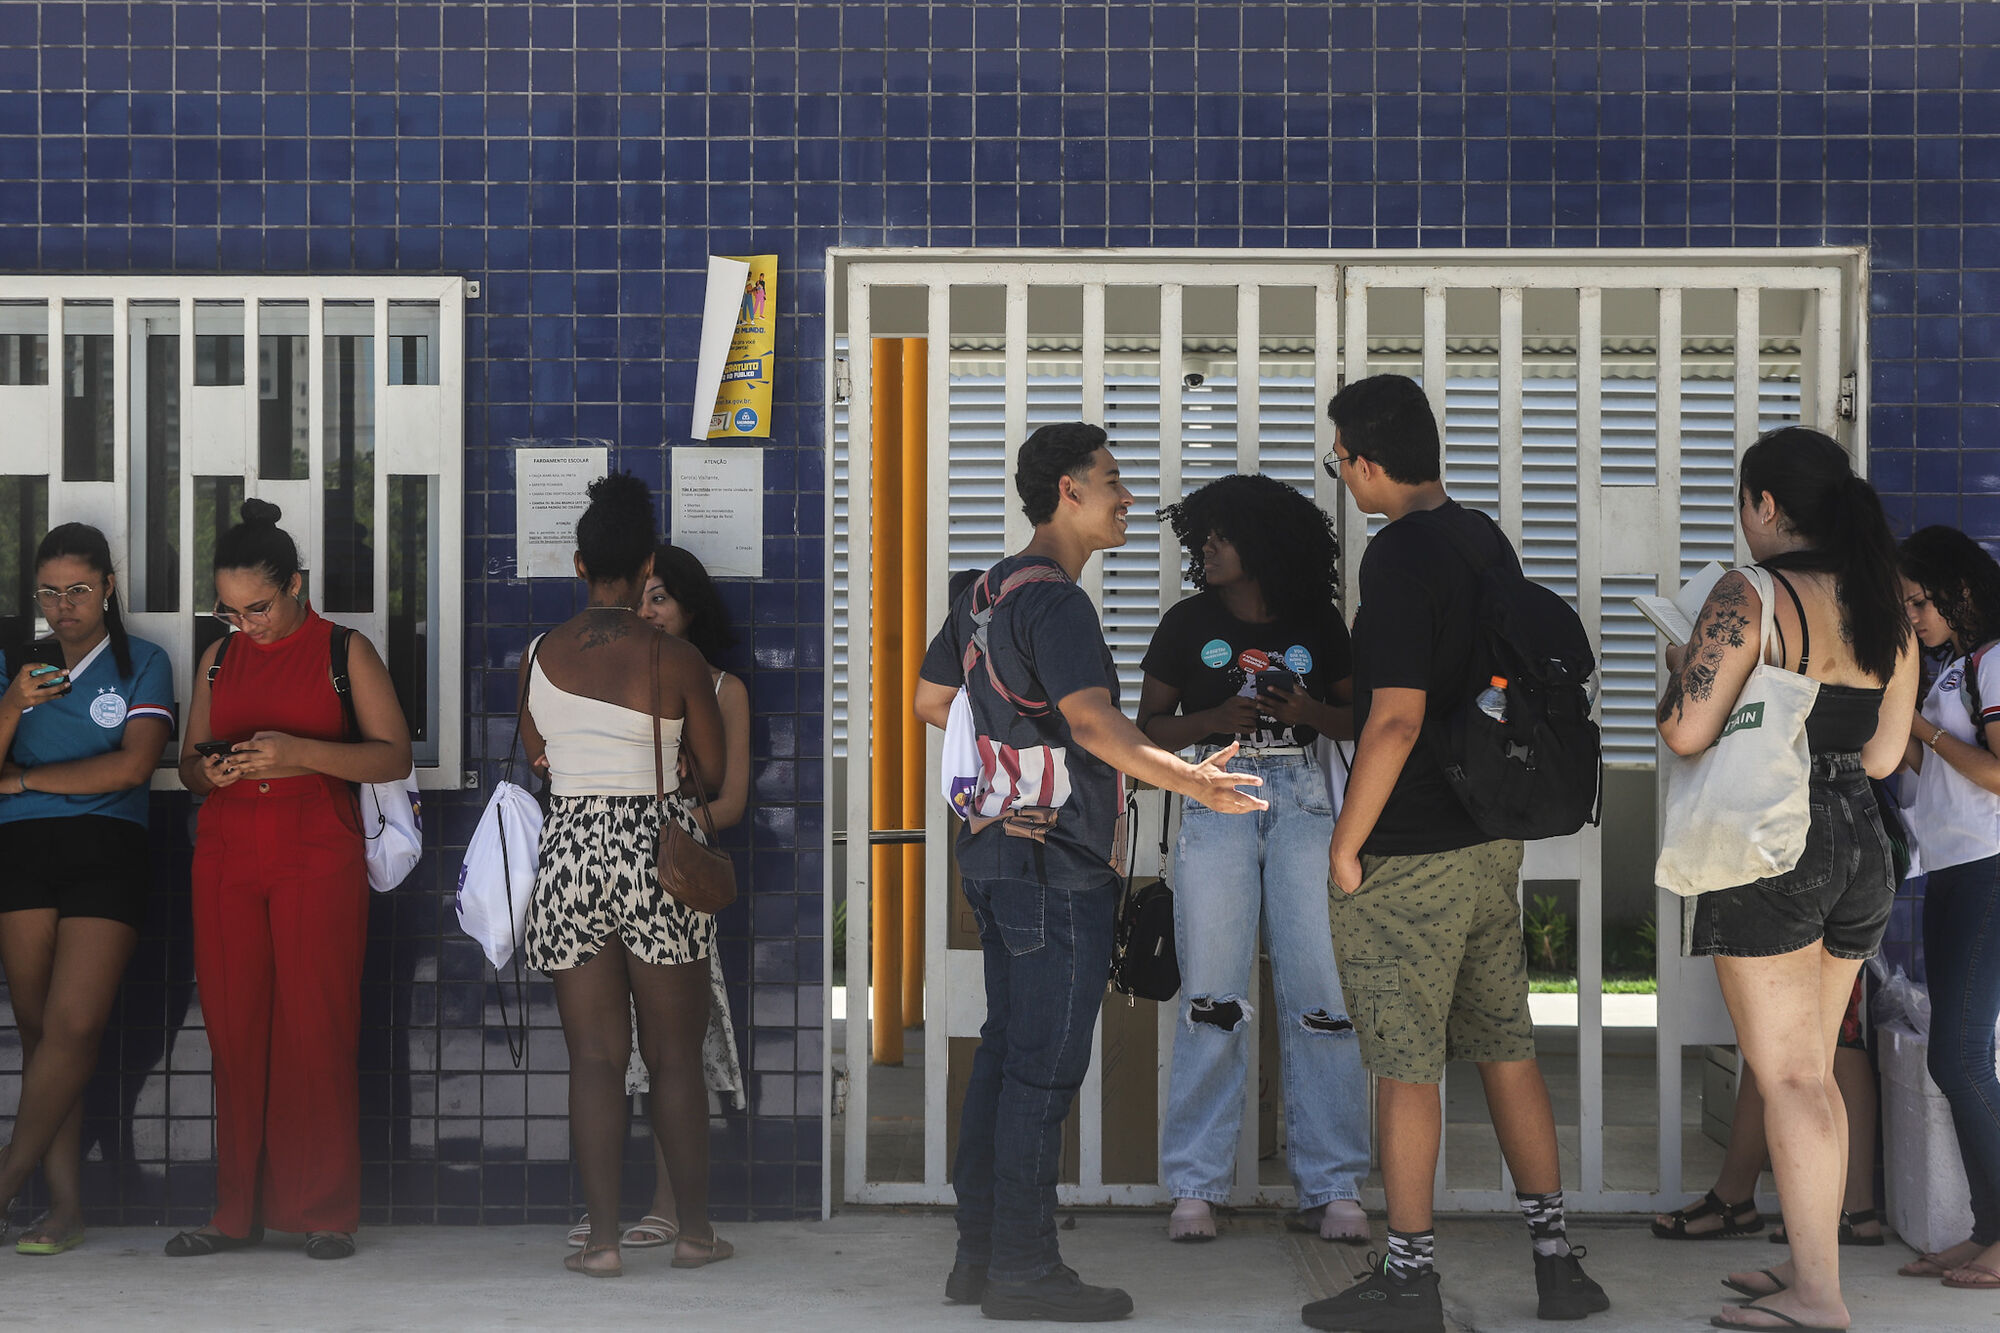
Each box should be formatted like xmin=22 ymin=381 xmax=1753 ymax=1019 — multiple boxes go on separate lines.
xmin=1160 ymin=752 xmax=1370 ymax=1208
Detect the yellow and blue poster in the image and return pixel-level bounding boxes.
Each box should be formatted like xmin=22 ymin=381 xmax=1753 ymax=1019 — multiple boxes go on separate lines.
xmin=707 ymin=254 xmax=776 ymax=438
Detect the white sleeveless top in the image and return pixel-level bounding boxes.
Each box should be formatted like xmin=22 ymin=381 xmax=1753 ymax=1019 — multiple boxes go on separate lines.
xmin=529 ymin=638 xmax=681 ymax=798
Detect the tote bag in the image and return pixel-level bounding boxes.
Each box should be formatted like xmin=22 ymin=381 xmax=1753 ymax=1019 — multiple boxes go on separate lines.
xmin=457 ymin=779 xmax=544 ymax=969
xmin=1656 ymin=565 xmax=1822 ymax=897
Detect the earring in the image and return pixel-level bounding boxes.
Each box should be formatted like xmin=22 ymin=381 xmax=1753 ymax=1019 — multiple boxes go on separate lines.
xmin=103 ymin=600 xmax=110 ymax=611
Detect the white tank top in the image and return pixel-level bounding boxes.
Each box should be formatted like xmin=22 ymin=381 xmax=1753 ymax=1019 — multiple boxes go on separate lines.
xmin=529 ymin=641 xmax=681 ymax=798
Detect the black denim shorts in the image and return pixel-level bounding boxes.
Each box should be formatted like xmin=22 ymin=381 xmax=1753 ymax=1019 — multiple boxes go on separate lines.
xmin=1691 ymin=754 xmax=1894 ymax=961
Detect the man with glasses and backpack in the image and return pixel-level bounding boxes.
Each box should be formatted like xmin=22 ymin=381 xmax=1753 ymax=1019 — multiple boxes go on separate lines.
xmin=913 ymin=421 xmax=1267 ymax=1322
xmin=1304 ymin=375 xmax=1609 ymax=1333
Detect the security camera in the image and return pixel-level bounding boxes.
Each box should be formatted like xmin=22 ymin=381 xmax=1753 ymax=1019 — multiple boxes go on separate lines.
xmin=1182 ymin=371 xmax=1205 ymax=389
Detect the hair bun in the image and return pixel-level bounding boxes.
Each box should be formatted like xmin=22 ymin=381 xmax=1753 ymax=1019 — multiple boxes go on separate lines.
xmin=240 ymin=497 xmax=283 ymax=528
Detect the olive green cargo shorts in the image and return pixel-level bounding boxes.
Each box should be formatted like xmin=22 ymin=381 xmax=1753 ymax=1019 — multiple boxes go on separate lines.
xmin=1326 ymin=839 xmax=1535 ymax=1085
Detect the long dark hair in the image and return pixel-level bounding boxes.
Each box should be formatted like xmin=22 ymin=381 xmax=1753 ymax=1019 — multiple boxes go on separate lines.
xmin=1159 ymin=474 xmax=1342 ymax=624
xmin=37 ymin=522 xmax=132 ymax=675
xmin=1900 ymin=525 xmax=2000 ymax=654
xmin=651 ymin=543 xmax=737 ymax=666
xmin=1740 ymin=427 xmax=1910 ymax=682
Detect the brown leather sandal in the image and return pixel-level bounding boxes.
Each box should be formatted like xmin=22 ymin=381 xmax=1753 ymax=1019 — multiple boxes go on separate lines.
xmin=564 ymin=1240 xmax=622 ymax=1277
xmin=671 ymin=1232 xmax=735 ymax=1269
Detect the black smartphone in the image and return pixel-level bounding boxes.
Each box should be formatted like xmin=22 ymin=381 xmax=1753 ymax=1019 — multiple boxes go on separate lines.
xmin=194 ymin=740 xmax=238 ymax=759
xmin=15 ymin=639 xmax=70 ymax=695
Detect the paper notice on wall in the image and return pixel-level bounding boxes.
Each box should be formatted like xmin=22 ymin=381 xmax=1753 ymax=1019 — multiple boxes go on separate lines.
xmin=670 ymin=447 xmax=763 ymax=579
xmin=515 ymin=446 xmax=608 ymax=578
xmin=690 ymin=255 xmax=752 ymax=441
xmin=707 ymin=254 xmax=777 ymax=439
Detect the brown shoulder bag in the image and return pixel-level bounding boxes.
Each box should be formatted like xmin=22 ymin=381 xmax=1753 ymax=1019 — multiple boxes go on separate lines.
xmin=652 ymin=633 xmax=737 ymax=914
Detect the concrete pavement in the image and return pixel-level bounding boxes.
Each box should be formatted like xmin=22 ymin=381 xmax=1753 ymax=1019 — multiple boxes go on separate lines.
xmin=2 ymin=1211 xmax=1992 ymax=1332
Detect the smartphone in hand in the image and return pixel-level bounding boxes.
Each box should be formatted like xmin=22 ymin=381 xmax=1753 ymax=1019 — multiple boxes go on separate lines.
xmin=194 ymin=740 xmax=238 ymax=759
xmin=16 ymin=639 xmax=70 ymax=696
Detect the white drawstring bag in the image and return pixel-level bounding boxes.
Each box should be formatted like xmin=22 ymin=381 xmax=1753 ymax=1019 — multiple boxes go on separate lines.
xmin=940 ymin=686 xmax=981 ymax=818
xmin=457 ymin=779 xmax=544 ymax=969
xmin=1656 ymin=565 xmax=1822 ymax=896
xmin=359 ymin=772 xmax=423 ymax=892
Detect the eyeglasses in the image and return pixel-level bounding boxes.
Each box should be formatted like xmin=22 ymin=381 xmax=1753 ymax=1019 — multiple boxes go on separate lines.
xmin=34 ymin=583 xmax=100 ymax=608
xmin=211 ymin=597 xmax=282 ymax=627
xmin=1320 ymin=448 xmax=1365 ymax=480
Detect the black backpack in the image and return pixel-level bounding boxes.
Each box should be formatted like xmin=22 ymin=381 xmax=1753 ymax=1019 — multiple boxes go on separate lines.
xmin=1409 ymin=507 xmax=1602 ymax=841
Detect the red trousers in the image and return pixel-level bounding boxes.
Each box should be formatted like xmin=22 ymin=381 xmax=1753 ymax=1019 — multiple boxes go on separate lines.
xmin=192 ymin=774 xmax=368 ymax=1235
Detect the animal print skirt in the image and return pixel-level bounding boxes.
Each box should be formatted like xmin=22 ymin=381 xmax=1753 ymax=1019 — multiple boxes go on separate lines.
xmin=525 ymin=793 xmax=717 ymax=972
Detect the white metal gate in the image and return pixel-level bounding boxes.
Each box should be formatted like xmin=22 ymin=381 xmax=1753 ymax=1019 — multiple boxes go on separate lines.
xmin=828 ymin=248 xmax=1867 ymax=1214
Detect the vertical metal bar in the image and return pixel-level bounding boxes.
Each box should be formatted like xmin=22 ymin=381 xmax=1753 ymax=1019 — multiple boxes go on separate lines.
xmin=1423 ymin=285 xmax=1448 ymax=486
xmin=1654 ymin=285 xmax=1684 ymax=1202
xmin=924 ymin=284 xmax=952 ymax=1190
xmin=1575 ymin=286 xmax=1606 ymax=1203
xmin=1497 ymin=287 xmax=1525 ymax=540
xmin=1340 ymin=277 xmax=1370 ymax=615
xmin=1236 ymin=284 xmax=1260 ymax=474
xmin=1002 ymin=282 xmax=1031 ymax=552
xmin=1733 ymin=287 xmax=1759 ymax=565
xmin=1079 ymin=281 xmax=1108 ymax=610
xmin=306 ymin=293 xmax=325 ymax=582
xmin=843 ymin=274 xmax=874 ymax=1203
xmin=1813 ymin=280 xmax=1841 ymax=437
xmin=1156 ymin=282 xmax=1185 ymax=1174
xmin=1313 ymin=279 xmax=1341 ymax=520
xmin=176 ymin=296 xmax=197 ymax=717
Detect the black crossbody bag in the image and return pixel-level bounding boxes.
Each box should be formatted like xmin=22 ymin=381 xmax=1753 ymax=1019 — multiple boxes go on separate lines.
xmin=1109 ymin=791 xmax=1179 ymax=1003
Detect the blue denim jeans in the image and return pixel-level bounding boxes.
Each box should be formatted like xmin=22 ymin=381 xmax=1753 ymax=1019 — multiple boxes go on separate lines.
xmin=1159 ymin=752 xmax=1370 ymax=1208
xmin=952 ymin=870 xmax=1118 ymax=1283
xmin=1922 ymin=853 xmax=2000 ymax=1246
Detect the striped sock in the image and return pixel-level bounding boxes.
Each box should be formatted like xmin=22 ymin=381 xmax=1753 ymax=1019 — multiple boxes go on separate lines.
xmin=1516 ymin=1188 xmax=1572 ymax=1257
xmin=1384 ymin=1227 xmax=1436 ymax=1281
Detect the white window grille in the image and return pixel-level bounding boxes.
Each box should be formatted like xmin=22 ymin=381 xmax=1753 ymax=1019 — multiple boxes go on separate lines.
xmin=0 ymin=277 xmax=465 ymax=786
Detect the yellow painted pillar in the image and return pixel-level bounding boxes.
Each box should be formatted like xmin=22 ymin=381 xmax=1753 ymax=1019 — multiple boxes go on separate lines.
xmin=899 ymin=338 xmax=928 ymax=1028
xmin=869 ymin=341 xmax=905 ymax=1065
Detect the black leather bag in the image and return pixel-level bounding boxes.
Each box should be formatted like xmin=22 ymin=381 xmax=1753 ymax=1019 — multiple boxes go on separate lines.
xmin=1109 ymin=793 xmax=1179 ymax=1003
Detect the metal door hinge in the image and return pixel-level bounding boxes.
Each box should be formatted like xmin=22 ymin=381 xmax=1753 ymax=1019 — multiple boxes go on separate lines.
xmin=1836 ymin=371 xmax=1857 ymax=422
xmin=834 ymin=357 xmax=852 ymax=404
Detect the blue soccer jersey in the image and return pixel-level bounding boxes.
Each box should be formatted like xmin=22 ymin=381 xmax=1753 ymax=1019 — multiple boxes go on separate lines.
xmin=0 ymin=634 xmax=175 ymax=827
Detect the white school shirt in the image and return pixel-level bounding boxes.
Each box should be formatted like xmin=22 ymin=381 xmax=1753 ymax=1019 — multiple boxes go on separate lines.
xmin=1909 ymin=647 xmax=2000 ymax=873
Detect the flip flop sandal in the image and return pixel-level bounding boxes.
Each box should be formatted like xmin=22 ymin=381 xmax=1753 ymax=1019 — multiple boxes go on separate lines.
xmin=1709 ymin=1304 xmax=1846 ymax=1331
xmin=566 ymin=1216 xmax=593 ymax=1248
xmin=1656 ymin=1190 xmax=1763 ymax=1240
xmin=671 ymin=1234 xmax=735 ymax=1269
xmin=1771 ymin=1208 xmax=1883 ymax=1247
xmin=1721 ymin=1269 xmax=1788 ymax=1299
xmin=304 ymin=1232 xmax=356 ymax=1260
xmin=1900 ymin=1251 xmax=1960 ymax=1277
xmin=164 ymin=1226 xmax=265 ymax=1257
xmin=565 ymin=1242 xmax=622 ymax=1278
xmin=622 ymin=1215 xmax=679 ymax=1248
xmin=16 ymin=1226 xmax=85 ymax=1256
xmin=1943 ymin=1262 xmax=2000 ymax=1290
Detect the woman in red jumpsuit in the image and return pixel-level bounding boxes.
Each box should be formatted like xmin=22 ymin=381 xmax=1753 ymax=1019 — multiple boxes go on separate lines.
xmin=169 ymin=499 xmax=411 ymax=1261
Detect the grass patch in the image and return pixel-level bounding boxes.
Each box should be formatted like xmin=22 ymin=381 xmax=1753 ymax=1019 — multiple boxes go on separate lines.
xmin=1528 ymin=973 xmax=1658 ymax=994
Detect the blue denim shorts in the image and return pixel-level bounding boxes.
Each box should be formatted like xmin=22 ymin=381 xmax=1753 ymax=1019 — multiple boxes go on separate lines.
xmin=1691 ymin=754 xmax=1894 ymax=961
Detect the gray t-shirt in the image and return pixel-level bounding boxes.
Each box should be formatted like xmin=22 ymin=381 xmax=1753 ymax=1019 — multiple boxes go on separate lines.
xmin=919 ymin=555 xmax=1122 ymax=887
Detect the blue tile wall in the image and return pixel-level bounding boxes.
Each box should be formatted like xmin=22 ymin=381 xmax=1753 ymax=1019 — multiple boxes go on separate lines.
xmin=0 ymin=0 xmax=1994 ymax=1222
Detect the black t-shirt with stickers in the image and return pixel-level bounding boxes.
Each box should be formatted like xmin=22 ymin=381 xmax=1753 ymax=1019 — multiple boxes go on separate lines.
xmin=919 ymin=554 xmax=1123 ymax=888
xmin=1351 ymin=498 xmax=1504 ymax=856
xmin=1141 ymin=592 xmax=1353 ymax=748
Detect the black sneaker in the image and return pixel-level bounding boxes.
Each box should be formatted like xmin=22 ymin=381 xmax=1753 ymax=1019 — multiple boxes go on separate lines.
xmin=1300 ymin=1256 xmax=1444 ymax=1332
xmin=980 ymin=1264 xmax=1133 ymax=1322
xmin=1534 ymin=1246 xmax=1610 ymax=1320
xmin=946 ymin=1261 xmax=989 ymax=1304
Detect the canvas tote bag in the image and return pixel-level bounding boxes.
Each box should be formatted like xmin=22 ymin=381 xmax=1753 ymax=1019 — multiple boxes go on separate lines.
xmin=1656 ymin=565 xmax=1822 ymax=897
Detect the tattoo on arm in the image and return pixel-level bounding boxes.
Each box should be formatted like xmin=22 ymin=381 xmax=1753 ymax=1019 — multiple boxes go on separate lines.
xmin=1657 ymin=573 xmax=1751 ymax=726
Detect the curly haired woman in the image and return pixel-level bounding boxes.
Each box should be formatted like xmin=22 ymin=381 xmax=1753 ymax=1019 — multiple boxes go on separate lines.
xmin=1136 ymin=473 xmax=1370 ymax=1245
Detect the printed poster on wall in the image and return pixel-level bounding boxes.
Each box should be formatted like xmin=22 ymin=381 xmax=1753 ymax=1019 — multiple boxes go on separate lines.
xmin=514 ymin=446 xmax=609 ymax=578
xmin=706 ymin=254 xmax=777 ymax=439
xmin=670 ymin=447 xmax=764 ymax=579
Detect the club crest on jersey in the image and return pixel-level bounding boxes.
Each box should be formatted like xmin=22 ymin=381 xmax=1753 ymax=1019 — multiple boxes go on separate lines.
xmin=90 ymin=691 xmax=128 ymax=729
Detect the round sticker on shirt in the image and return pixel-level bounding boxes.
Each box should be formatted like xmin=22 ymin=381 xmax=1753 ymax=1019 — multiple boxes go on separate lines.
xmin=1237 ymin=648 xmax=1271 ymax=674
xmin=90 ymin=691 xmax=128 ymax=729
xmin=1285 ymin=645 xmax=1314 ymax=674
xmin=1200 ymin=639 xmax=1232 ymax=669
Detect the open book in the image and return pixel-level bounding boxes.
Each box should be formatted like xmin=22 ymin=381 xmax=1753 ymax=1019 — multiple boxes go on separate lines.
xmin=1632 ymin=561 xmax=1727 ymax=647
